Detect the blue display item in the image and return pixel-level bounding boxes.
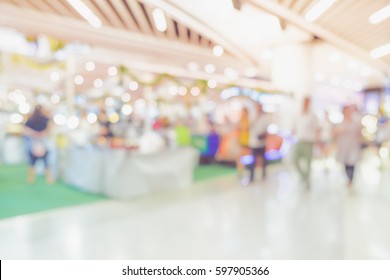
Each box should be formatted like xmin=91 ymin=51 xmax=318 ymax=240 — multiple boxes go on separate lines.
xmin=220 ymin=87 xmax=241 ymax=100
xmin=241 ymin=151 xmax=282 ymax=166
xmin=240 ymin=154 xmax=254 ymax=165
xmin=385 ymin=85 xmax=390 ymax=95
xmin=278 ymin=133 xmax=296 ymax=158
xmin=192 ymin=133 xmax=221 ymax=156
xmin=265 ymin=149 xmax=281 ymax=161
xmin=378 ymin=117 xmax=388 ymax=125
xmin=204 ymin=132 xmax=220 ymax=157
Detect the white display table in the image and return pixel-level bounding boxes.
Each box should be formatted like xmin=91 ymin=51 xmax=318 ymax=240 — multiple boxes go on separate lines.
xmin=2 ymin=136 xmax=27 ymax=164
xmin=64 ymin=146 xmax=199 ymax=198
xmin=63 ymin=147 xmax=107 ymax=194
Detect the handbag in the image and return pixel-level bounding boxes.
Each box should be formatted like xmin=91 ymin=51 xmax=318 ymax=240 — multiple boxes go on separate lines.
xmin=31 ymin=139 xmax=47 ymax=157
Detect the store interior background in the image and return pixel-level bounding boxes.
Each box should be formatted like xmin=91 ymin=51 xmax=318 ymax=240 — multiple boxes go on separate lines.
xmin=0 ymin=0 xmax=390 ymax=259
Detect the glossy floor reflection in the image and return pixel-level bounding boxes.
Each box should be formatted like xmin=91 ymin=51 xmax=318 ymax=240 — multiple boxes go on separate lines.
xmin=0 ymin=154 xmax=390 ymax=259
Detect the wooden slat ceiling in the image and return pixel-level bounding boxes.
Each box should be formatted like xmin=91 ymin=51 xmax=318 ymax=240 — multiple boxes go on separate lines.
xmin=273 ymin=0 xmax=390 ymax=67
xmin=0 ymin=0 xmax=218 ymax=52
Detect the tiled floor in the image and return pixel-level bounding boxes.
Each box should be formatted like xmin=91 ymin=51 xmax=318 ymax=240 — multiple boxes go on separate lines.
xmin=1 ymin=154 xmax=390 ymax=259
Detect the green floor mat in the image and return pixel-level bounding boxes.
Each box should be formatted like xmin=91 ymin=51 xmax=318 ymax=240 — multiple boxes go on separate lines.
xmin=0 ymin=165 xmax=105 ymax=219
xmin=0 ymin=163 xmax=235 ymax=220
xmin=193 ymin=164 xmax=236 ymax=182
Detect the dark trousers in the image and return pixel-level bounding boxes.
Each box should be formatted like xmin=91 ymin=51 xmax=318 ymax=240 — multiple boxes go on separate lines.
xmin=249 ymin=147 xmax=266 ymax=182
xmin=28 ymin=151 xmax=49 ymax=168
xmin=345 ymin=165 xmax=355 ymax=182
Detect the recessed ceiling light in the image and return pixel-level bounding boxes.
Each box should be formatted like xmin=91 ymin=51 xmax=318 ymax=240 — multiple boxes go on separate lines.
xmin=152 ymin=8 xmax=167 ymax=32
xmin=370 ymin=43 xmax=390 ymax=59
xmin=94 ymin=78 xmax=103 ymax=88
xmin=67 ymin=116 xmax=80 ymax=130
xmin=207 ymin=79 xmax=217 ymax=88
xmin=305 ymin=0 xmax=336 ymax=22
xmin=85 ymin=61 xmax=95 ymax=71
xmin=205 ymin=64 xmax=216 ymax=74
xmin=213 ymin=45 xmax=224 ymax=57
xmin=50 ymin=94 xmax=61 ymax=104
xmin=121 ymin=92 xmax=131 ymax=103
xmin=54 ymin=113 xmax=67 ymax=126
xmin=178 ymin=87 xmax=187 ymax=96
xmin=74 ymin=75 xmax=84 ymax=85
xmin=67 ymin=0 xmax=102 ymax=28
xmin=87 ymin=112 xmax=97 ymax=124
xmin=108 ymin=66 xmax=117 ymax=76
xmin=128 ymin=81 xmax=139 ymax=91
xmin=369 ymin=4 xmax=390 ymax=24
xmin=18 ymin=103 xmax=30 ymax=114
xmin=121 ymin=104 xmax=133 ymax=115
xmin=105 ymin=97 xmax=114 ymax=106
xmin=190 ymin=87 xmax=200 ymax=96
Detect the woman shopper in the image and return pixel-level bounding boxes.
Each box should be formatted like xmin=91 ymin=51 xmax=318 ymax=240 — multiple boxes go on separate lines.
xmin=319 ymin=111 xmax=334 ymax=171
xmin=24 ymin=105 xmax=53 ymax=184
xmin=236 ymin=107 xmax=250 ymax=179
xmin=334 ymin=105 xmax=362 ymax=187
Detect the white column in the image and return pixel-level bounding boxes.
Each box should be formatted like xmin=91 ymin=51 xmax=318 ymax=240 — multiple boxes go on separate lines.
xmin=272 ymin=42 xmax=313 ymax=99
xmin=271 ymin=42 xmax=313 ymax=129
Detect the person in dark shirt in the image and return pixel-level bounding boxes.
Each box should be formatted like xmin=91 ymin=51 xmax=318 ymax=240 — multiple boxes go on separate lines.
xmin=98 ymin=109 xmax=114 ymax=139
xmin=25 ymin=105 xmax=53 ymax=184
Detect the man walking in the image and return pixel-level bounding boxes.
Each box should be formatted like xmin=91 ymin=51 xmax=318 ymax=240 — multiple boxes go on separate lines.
xmin=293 ymin=97 xmax=320 ymax=188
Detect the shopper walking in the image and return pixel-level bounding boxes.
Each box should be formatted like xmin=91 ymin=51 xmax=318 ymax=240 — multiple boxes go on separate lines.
xmin=24 ymin=105 xmax=53 ymax=184
xmin=293 ymin=97 xmax=320 ymax=188
xmin=249 ymin=103 xmax=269 ymax=182
xmin=236 ymin=107 xmax=250 ymax=178
xmin=334 ymin=105 xmax=362 ymax=187
xmin=319 ymin=111 xmax=334 ymax=171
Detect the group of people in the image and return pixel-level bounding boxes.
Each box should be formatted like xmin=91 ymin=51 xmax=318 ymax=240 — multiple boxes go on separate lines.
xmin=23 ymin=97 xmax=366 ymax=189
xmin=294 ymin=97 xmax=363 ymax=188
xmin=236 ymin=97 xmax=364 ymax=189
xmin=236 ymin=103 xmax=269 ymax=184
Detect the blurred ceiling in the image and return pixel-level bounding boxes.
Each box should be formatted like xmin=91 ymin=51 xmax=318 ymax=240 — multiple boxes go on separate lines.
xmin=0 ymin=0 xmax=217 ymax=48
xmin=272 ymin=0 xmax=390 ymax=67
xmin=0 ymin=0 xmax=255 ymax=64
xmin=248 ymin=0 xmax=390 ymax=74
xmin=0 ymin=0 xmax=389 ymax=92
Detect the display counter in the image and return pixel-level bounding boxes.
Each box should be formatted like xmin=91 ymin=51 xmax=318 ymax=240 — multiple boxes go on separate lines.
xmin=64 ymin=146 xmax=199 ymax=199
xmin=2 ymin=135 xmax=27 ymax=164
